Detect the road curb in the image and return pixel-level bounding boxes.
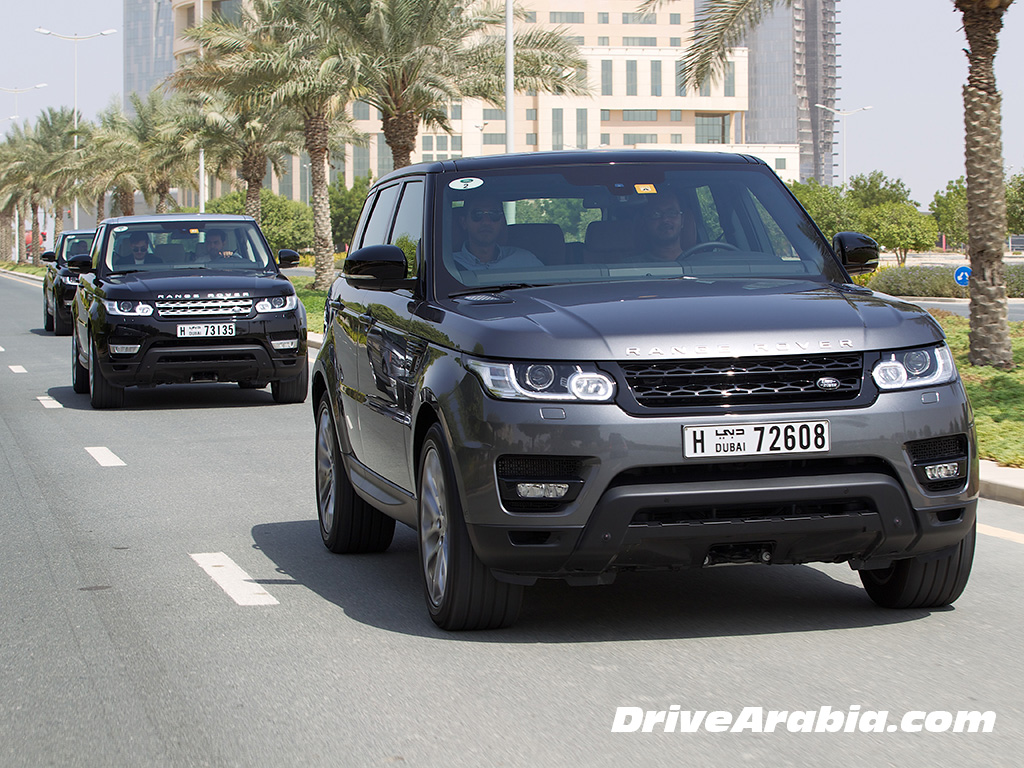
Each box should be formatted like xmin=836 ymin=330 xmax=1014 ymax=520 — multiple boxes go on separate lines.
xmin=6 ymin=266 xmax=1021 ymax=505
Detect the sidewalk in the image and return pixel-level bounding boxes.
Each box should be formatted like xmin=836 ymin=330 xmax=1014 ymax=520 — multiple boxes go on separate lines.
xmin=6 ymin=266 xmax=1024 ymax=506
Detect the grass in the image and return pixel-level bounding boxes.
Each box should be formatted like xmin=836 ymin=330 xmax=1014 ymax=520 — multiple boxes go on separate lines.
xmin=0 ymin=260 xmax=46 ymax=277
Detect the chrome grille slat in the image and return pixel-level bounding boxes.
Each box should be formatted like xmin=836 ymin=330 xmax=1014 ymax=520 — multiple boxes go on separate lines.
xmin=622 ymin=353 xmax=864 ymax=407
xmin=156 ymin=298 xmax=253 ymax=317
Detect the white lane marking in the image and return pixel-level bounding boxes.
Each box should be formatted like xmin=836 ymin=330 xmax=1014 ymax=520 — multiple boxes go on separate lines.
xmin=979 ymin=523 xmax=1024 ymax=545
xmin=0 ymin=345 xmax=5 ymax=352
xmin=37 ymin=396 xmax=63 ymax=409
xmin=190 ymin=553 xmax=279 ymax=606
xmin=9 ymin=365 xmax=27 ymax=373
xmin=85 ymin=446 xmax=127 ymax=467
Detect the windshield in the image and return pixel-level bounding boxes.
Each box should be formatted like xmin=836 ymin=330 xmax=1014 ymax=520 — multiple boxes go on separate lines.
xmin=58 ymin=233 xmax=95 ymax=265
xmin=101 ymin=221 xmax=274 ymax=274
xmin=437 ymin=162 xmax=843 ymax=294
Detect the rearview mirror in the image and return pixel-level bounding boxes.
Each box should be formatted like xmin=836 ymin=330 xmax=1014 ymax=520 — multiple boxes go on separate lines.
xmin=833 ymin=231 xmax=879 ymax=275
xmin=40 ymin=250 xmax=56 ymax=263
xmin=278 ymin=248 xmax=300 ymax=267
xmin=343 ymin=244 xmax=415 ymax=291
xmin=67 ymin=253 xmax=93 ymax=272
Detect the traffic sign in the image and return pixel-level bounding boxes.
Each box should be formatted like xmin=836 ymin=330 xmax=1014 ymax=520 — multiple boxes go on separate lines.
xmin=954 ymin=266 xmax=971 ymax=286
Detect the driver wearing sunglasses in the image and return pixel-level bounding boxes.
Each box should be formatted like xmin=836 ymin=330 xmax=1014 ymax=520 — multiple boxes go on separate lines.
xmin=453 ymin=195 xmax=543 ymax=271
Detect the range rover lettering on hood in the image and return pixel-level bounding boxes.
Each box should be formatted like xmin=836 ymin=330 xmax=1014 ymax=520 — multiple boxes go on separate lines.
xmin=155 ymin=292 xmax=251 ymax=300
xmin=625 ymin=339 xmax=856 ymax=357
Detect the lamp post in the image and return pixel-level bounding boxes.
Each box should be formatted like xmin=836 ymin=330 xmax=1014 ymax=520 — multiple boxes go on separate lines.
xmin=814 ymin=103 xmax=872 ymax=187
xmin=0 ymin=83 xmax=47 ymax=121
xmin=35 ymin=27 xmax=118 ymax=228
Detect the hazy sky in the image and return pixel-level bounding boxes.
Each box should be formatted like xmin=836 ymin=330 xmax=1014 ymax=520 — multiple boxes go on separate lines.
xmin=2 ymin=0 xmax=1022 ymax=208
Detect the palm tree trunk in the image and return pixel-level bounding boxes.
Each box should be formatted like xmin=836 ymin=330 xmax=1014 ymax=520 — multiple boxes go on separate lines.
xmin=242 ymin=152 xmax=266 ymax=223
xmin=30 ymin=200 xmax=41 ymax=266
xmin=0 ymin=209 xmax=12 ymax=262
xmin=96 ymin=193 xmax=106 ymax=225
xmin=155 ymin=183 xmax=170 ymax=214
xmin=53 ymin=205 xmax=64 ymax=241
xmin=958 ymin=0 xmax=1014 ymax=369
xmin=382 ymin=112 xmax=419 ymax=170
xmin=17 ymin=202 xmax=27 ymax=263
xmin=305 ymin=110 xmax=335 ymax=291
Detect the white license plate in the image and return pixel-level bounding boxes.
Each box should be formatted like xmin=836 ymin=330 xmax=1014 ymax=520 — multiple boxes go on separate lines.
xmin=177 ymin=323 xmax=236 ymax=338
xmin=683 ymin=421 xmax=830 ymax=458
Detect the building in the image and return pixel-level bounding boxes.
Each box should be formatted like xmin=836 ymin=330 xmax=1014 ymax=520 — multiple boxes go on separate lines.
xmin=123 ymin=0 xmax=177 ymax=108
xmin=159 ymin=0 xmax=812 ymax=205
xmin=743 ymin=0 xmax=838 ymax=184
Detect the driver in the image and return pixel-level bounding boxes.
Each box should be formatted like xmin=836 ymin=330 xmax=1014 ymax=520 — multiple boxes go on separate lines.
xmin=633 ymin=191 xmax=699 ymax=262
xmin=205 ymin=229 xmax=243 ymax=261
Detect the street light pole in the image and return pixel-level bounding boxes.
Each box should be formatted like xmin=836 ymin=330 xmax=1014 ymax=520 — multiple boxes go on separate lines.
xmin=0 ymin=83 xmax=47 ymax=121
xmin=35 ymin=27 xmax=118 ymax=228
xmin=505 ymin=0 xmax=515 ymax=154
xmin=814 ymin=103 xmax=872 ymax=187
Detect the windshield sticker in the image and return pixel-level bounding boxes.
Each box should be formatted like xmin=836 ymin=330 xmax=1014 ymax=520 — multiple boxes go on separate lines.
xmin=112 ymin=226 xmax=128 ymax=232
xmin=635 ymin=184 xmax=658 ymax=194
xmin=449 ymin=177 xmax=484 ymax=191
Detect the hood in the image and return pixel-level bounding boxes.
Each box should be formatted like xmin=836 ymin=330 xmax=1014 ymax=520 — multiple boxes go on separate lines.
xmin=100 ymin=270 xmax=294 ymax=299
xmin=442 ymin=279 xmax=944 ymax=360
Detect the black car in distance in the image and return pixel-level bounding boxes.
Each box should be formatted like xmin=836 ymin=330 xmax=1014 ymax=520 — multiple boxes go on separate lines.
xmin=69 ymin=214 xmax=307 ymax=408
xmin=41 ymin=228 xmax=96 ymax=335
xmin=312 ymin=150 xmax=977 ymax=631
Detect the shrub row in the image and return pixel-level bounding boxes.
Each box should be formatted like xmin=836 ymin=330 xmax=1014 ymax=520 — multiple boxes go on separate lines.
xmin=859 ymin=264 xmax=1024 ymax=298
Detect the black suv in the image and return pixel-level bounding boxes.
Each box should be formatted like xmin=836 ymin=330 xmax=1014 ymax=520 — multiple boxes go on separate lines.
xmin=41 ymin=228 xmax=95 ymax=335
xmin=70 ymin=214 xmax=308 ymax=408
xmin=312 ymin=150 xmax=977 ymax=630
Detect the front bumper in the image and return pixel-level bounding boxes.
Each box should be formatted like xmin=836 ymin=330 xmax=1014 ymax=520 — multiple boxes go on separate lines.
xmin=445 ymin=378 xmax=978 ymax=582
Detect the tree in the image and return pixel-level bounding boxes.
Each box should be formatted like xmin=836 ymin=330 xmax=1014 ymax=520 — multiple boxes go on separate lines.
xmin=1007 ymin=171 xmax=1024 ymax=235
xmin=206 ymin=187 xmax=314 ymax=255
xmin=860 ymin=202 xmax=939 ymax=266
xmin=788 ymin=178 xmax=858 ymax=240
xmin=846 ymin=170 xmax=916 ymax=210
xmin=329 ymin=172 xmax=372 ymax=253
xmin=653 ymin=0 xmax=1016 ymax=369
xmin=930 ymin=177 xmax=969 ymax=252
xmin=322 ymin=0 xmax=588 ymax=169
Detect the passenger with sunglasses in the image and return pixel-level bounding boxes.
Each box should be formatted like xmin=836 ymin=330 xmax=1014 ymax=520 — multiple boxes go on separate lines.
xmin=115 ymin=231 xmax=162 ymax=267
xmin=453 ymin=195 xmax=543 ymax=271
xmin=633 ymin=191 xmax=699 ymax=262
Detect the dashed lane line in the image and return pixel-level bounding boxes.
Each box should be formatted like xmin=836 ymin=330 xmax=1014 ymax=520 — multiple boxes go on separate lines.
xmin=9 ymin=365 xmax=26 ymax=373
xmin=85 ymin=447 xmax=127 ymax=467
xmin=37 ymin=396 xmax=63 ymax=409
xmin=190 ymin=552 xmax=279 ymax=606
xmin=979 ymin=524 xmax=1024 ymax=545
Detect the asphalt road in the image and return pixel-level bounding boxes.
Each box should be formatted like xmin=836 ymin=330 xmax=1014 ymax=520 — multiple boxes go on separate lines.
xmin=2 ymin=272 xmax=1022 ymax=767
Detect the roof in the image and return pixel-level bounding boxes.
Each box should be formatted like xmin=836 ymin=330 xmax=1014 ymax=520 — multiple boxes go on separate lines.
xmin=99 ymin=213 xmax=258 ymax=225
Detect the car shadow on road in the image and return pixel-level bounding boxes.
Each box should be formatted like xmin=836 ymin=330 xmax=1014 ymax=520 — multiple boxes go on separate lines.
xmin=251 ymin=520 xmax=944 ymax=642
xmin=46 ymin=383 xmax=290 ymax=411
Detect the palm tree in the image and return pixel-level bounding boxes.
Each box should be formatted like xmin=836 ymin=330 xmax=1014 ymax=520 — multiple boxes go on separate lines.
xmin=130 ymin=91 xmax=200 ymax=214
xmin=3 ymin=120 xmax=48 ymax=265
xmin=322 ymin=0 xmax=588 ymax=169
xmin=176 ymin=0 xmax=362 ymax=289
xmin=653 ymin=0 xmax=1015 ymax=369
xmin=34 ymin=107 xmax=79 ymax=241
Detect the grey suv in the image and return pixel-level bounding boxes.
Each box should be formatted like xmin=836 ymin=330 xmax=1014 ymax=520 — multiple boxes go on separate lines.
xmin=312 ymin=150 xmax=976 ymax=630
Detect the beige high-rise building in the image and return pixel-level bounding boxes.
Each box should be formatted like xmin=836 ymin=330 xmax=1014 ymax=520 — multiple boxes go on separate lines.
xmin=167 ymin=0 xmax=801 ymax=206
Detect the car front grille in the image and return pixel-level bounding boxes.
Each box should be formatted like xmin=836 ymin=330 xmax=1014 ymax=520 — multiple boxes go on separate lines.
xmin=621 ymin=353 xmax=864 ymax=408
xmin=155 ymin=298 xmax=253 ymax=317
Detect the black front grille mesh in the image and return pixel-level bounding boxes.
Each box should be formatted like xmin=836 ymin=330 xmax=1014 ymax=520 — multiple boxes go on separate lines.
xmin=906 ymin=435 xmax=968 ymax=463
xmin=621 ymin=353 xmax=863 ymax=407
xmin=496 ymin=455 xmax=583 ymax=479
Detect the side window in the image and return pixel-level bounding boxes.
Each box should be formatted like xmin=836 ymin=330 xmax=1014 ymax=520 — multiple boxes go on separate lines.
xmin=389 ymin=180 xmax=424 ymax=276
xmin=360 ymin=184 xmax=401 ymax=248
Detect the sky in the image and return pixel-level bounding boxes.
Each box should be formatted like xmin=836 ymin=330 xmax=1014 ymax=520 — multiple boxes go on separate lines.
xmin=2 ymin=0 xmax=1023 ymax=209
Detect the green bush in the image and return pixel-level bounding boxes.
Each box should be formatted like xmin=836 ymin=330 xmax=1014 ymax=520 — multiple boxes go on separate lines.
xmin=864 ymin=264 xmax=1024 ymax=298
xmin=204 ymin=188 xmax=314 ymax=255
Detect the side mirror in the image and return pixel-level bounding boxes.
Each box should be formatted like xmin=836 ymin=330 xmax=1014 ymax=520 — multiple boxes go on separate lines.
xmin=343 ymin=244 xmax=415 ymax=291
xmin=67 ymin=253 xmax=93 ymax=272
xmin=277 ymin=248 xmax=300 ymax=267
xmin=40 ymin=250 xmax=56 ymax=263
xmin=833 ymin=231 xmax=879 ymax=275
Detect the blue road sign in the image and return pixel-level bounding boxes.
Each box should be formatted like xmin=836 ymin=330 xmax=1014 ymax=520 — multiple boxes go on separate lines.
xmin=954 ymin=266 xmax=972 ymax=286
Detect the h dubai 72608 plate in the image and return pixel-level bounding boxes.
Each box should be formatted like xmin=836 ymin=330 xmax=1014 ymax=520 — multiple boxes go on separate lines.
xmin=683 ymin=421 xmax=830 ymax=458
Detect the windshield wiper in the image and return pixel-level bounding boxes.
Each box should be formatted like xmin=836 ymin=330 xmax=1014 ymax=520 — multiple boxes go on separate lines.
xmin=449 ymin=282 xmax=551 ymax=298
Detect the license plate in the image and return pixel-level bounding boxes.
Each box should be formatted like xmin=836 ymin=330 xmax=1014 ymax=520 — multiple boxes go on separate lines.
xmin=683 ymin=421 xmax=830 ymax=458
xmin=177 ymin=323 xmax=236 ymax=338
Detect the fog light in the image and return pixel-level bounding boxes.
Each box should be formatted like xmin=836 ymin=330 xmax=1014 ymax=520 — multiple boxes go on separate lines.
xmin=924 ymin=462 xmax=960 ymax=481
xmin=271 ymin=338 xmax=298 ymax=350
xmin=109 ymin=344 xmax=141 ymax=354
xmin=516 ymin=482 xmax=570 ymax=499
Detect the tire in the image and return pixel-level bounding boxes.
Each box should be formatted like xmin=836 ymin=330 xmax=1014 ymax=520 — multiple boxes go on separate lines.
xmin=272 ymin=363 xmax=309 ymax=404
xmin=71 ymin=331 xmax=89 ymax=394
xmin=860 ymin=522 xmax=975 ymax=608
xmin=315 ymin=396 xmax=395 ymax=553
xmin=54 ymin=308 xmax=72 ymax=336
xmin=418 ymin=424 xmax=523 ymax=631
xmin=43 ymin=293 xmax=54 ymax=332
xmin=88 ymin=338 xmax=125 ymax=409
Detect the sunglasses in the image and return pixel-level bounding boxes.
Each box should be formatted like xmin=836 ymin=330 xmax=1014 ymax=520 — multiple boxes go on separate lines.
xmin=132 ymin=245 xmax=148 ymax=252
xmin=469 ymin=210 xmax=504 ymax=223
xmin=645 ymin=209 xmax=683 ymax=221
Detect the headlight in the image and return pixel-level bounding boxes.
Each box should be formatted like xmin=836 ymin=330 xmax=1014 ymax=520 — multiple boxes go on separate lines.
xmin=60 ymin=275 xmax=80 ymax=286
xmin=255 ymin=295 xmax=297 ymax=312
xmin=103 ymin=300 xmax=153 ymax=316
xmin=871 ymin=344 xmax=957 ymax=390
xmin=466 ymin=359 xmax=616 ymax=402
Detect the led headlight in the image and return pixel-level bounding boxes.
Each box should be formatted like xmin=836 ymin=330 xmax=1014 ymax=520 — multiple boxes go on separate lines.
xmin=872 ymin=344 xmax=956 ymax=390
xmin=61 ymin=274 xmax=80 ymax=286
xmin=103 ymin=300 xmax=153 ymax=316
xmin=466 ymin=358 xmax=616 ymax=402
xmin=255 ymin=295 xmax=297 ymax=312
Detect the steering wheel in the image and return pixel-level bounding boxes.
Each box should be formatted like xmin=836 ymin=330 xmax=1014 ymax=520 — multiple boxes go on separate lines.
xmin=679 ymin=240 xmax=741 ymax=259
